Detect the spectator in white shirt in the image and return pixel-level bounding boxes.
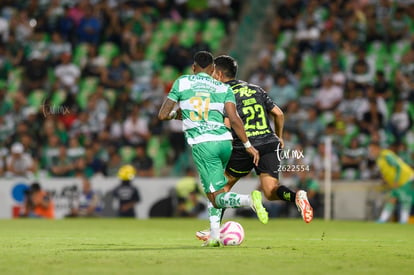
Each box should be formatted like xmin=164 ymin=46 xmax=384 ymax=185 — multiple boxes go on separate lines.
xmin=49 ymin=32 xmax=71 ymax=65
xmin=296 ymin=17 xmax=320 ymax=53
xmin=123 ymin=105 xmax=150 ymax=146
xmin=387 ymin=100 xmax=412 ymax=143
xmin=315 ymin=77 xmax=343 ymax=112
xmin=311 ymin=142 xmax=341 ymax=180
xmin=347 ymin=48 xmax=375 ymax=87
xmin=5 ymin=142 xmax=36 ymax=178
xmin=54 ymin=52 xmax=81 ymax=94
xmin=0 ymin=16 xmax=9 ymax=42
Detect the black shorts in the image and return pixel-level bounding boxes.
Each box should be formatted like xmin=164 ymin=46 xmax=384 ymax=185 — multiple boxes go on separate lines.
xmin=226 ymin=142 xmax=280 ymax=179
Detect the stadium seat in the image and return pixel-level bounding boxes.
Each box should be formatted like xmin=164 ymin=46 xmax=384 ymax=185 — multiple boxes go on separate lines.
xmin=145 ymin=42 xmax=164 ymax=67
xmin=160 ymin=66 xmax=179 ymax=83
xmin=182 ymin=66 xmax=193 ymax=75
xmin=76 ymin=90 xmax=92 ymax=110
xmin=408 ymin=102 xmax=414 ymax=121
xmin=276 ymin=31 xmax=293 ymax=49
xmin=179 ymin=31 xmax=195 ymax=48
xmin=204 ymin=18 xmax=224 ymax=34
xmin=405 ymin=131 xmax=414 ymax=153
xmin=385 ymin=131 xmax=396 ymax=145
xmin=157 ymin=19 xmax=179 ymax=41
xmin=50 ymin=89 xmax=67 ymax=106
xmin=386 ymin=99 xmax=394 ymax=119
xmin=98 ymin=42 xmax=120 ymax=65
xmin=0 ymin=79 xmax=6 ymax=90
xmin=181 ymin=19 xmax=201 ymax=33
xmin=151 ymin=31 xmax=169 ymax=46
xmin=147 ymin=136 xmax=169 ymax=177
xmin=77 ymin=77 xmax=98 ymax=109
xmin=119 ymin=146 xmax=136 ymax=163
xmin=47 ymin=67 xmax=56 ymax=86
xmin=315 ymin=54 xmax=330 ymax=74
xmin=179 ymin=19 xmax=202 ymax=47
xmin=367 ymin=41 xmax=388 ymax=57
xmin=390 ymin=40 xmax=410 ymax=60
xmin=203 ymin=18 xmax=225 ymax=40
xmin=202 ymin=31 xmax=223 ymax=51
xmin=79 ymin=77 xmax=98 ymax=94
xmin=7 ymin=67 xmax=23 ymax=95
xmin=298 ymin=75 xmax=314 ymax=89
xmin=301 ymin=54 xmax=317 ymax=77
xmin=28 ymin=89 xmax=47 ymax=111
xmin=104 ymin=88 xmax=116 ymax=107
xmin=73 ymin=43 xmax=89 ymax=67
xmin=158 ymin=19 xmax=178 ymax=33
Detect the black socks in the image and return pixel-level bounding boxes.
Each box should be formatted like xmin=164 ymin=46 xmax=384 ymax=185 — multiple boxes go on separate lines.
xmin=276 ymin=186 xmax=296 ymax=202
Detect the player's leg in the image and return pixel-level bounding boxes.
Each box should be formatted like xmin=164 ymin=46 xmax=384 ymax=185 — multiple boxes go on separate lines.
xmin=217 ymin=148 xmax=254 ymax=208
xmin=223 ymin=171 xmax=240 ymax=192
xmin=192 ymin=141 xmax=267 ymax=245
xmin=219 ymin=149 xmax=251 ymax=222
xmin=256 ymin=144 xmax=313 ymax=223
xmin=223 ymin=148 xmax=252 ymax=191
xmin=200 ymin=141 xmax=267 ymax=222
xmin=397 ymin=180 xmax=414 ymax=224
xmin=377 ymin=190 xmax=398 ymax=223
xmin=195 ymin=172 xmax=244 ymax=244
xmin=191 ymin=142 xmax=225 ymax=246
xmin=214 ymin=144 xmax=268 ymax=223
xmin=194 ymin=142 xmax=268 ymax=244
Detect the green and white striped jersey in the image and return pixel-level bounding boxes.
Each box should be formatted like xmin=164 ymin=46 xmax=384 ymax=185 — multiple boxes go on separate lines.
xmin=167 ymin=72 xmax=235 ymax=145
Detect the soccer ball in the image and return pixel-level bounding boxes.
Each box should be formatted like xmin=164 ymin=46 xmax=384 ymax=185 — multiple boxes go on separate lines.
xmin=220 ymin=221 xmax=245 ymax=246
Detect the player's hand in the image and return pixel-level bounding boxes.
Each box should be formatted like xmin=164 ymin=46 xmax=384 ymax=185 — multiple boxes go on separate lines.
xmin=176 ymin=108 xmax=182 ymax=120
xmin=246 ymin=146 xmax=260 ymax=166
xmin=278 ymin=137 xmax=284 ymax=149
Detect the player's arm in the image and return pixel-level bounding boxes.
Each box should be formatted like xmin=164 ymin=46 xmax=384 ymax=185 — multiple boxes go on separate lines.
xmin=225 ymin=102 xmax=259 ymax=166
xmin=224 ymin=117 xmax=231 ymax=128
xmin=270 ymin=105 xmax=284 ymax=147
xmin=158 ymin=98 xmax=178 ymax=120
xmin=385 ymin=155 xmax=401 ymax=186
xmin=263 ymin=86 xmax=284 ymax=148
xmin=158 ymin=79 xmax=182 ymax=120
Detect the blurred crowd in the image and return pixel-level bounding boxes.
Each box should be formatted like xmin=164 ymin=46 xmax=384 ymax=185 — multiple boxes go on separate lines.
xmin=0 ymin=0 xmax=242 ymax=178
xmin=252 ymin=0 xmax=414 ymax=182
xmin=0 ymin=0 xmax=413 ymax=183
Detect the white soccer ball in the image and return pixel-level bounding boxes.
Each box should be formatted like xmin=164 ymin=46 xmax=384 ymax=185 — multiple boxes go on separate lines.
xmin=220 ymin=221 xmax=245 ymax=246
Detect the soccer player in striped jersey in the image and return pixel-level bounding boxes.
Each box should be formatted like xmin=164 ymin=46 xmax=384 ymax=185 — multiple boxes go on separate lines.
xmin=196 ymin=55 xmax=313 ymax=242
xmin=369 ymin=142 xmax=414 ymax=224
xmin=158 ymin=51 xmax=268 ymax=247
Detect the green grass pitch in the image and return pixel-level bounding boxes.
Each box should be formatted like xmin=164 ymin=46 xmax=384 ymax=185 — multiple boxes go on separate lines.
xmin=0 ymin=218 xmax=413 ymax=275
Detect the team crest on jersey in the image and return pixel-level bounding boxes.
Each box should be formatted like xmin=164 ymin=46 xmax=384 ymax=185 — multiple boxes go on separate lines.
xmin=233 ymin=86 xmax=257 ymax=97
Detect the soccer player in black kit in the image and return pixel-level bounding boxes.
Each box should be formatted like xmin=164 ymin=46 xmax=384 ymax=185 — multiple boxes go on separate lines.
xmin=196 ymin=55 xmax=313 ymax=241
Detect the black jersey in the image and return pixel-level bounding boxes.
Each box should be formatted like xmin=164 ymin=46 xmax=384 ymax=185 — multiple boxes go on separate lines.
xmin=227 ymin=80 xmax=279 ymax=148
xmin=113 ymin=182 xmax=140 ymax=217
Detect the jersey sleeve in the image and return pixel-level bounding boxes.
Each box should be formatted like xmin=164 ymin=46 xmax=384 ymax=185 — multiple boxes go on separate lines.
xmin=224 ymin=86 xmax=236 ymax=104
xmin=260 ymin=87 xmax=277 ymax=112
xmin=385 ymin=154 xmax=401 ymax=182
xmin=167 ymin=78 xmax=180 ymax=102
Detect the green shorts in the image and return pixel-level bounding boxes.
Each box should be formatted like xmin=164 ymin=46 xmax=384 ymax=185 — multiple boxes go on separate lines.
xmin=389 ymin=179 xmax=414 ymax=205
xmin=191 ymin=140 xmax=232 ymax=194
